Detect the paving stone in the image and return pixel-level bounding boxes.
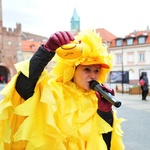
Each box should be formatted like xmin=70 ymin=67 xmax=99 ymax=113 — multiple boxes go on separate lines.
xmin=114 ymin=93 xmax=150 ymax=150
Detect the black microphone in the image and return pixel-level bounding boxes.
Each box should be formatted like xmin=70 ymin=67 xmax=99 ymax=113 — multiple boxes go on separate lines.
xmin=89 ymin=80 xmax=121 ymax=108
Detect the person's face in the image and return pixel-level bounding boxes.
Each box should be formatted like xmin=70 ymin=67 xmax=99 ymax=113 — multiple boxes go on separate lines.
xmin=73 ymin=64 xmax=100 ymax=91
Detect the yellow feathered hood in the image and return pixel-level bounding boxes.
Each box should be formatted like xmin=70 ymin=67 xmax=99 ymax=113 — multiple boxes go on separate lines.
xmin=50 ymin=30 xmax=114 ymax=83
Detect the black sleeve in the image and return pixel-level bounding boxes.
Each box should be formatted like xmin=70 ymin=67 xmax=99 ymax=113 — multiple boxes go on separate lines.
xmin=97 ymin=109 xmax=113 ymax=150
xmin=15 ymin=45 xmax=55 ymax=100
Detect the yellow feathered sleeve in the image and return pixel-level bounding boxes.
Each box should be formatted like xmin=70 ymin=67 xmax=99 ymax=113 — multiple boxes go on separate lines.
xmin=0 ymin=60 xmax=49 ymax=149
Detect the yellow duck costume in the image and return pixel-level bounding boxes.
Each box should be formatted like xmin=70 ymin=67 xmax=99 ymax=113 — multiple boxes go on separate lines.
xmin=0 ymin=30 xmax=125 ymax=149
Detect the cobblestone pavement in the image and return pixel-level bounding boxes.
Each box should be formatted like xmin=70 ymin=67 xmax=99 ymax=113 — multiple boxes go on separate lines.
xmin=0 ymin=84 xmax=5 ymax=100
xmin=0 ymin=84 xmax=150 ymax=149
xmin=114 ymin=93 xmax=150 ymax=150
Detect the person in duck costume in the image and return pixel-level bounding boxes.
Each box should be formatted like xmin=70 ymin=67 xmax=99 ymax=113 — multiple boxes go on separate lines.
xmin=0 ymin=30 xmax=125 ymax=150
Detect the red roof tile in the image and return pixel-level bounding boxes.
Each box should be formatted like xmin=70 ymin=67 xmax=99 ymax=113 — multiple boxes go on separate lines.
xmin=22 ymin=40 xmax=45 ymax=52
xmin=110 ymin=30 xmax=150 ymax=47
xmin=95 ymin=28 xmax=117 ymax=42
xmin=73 ymin=28 xmax=117 ymax=42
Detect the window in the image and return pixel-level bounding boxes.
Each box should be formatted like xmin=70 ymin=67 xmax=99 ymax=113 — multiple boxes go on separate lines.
xmin=138 ymin=37 xmax=146 ymax=44
xmin=116 ymin=39 xmax=123 ymax=46
xmin=116 ymin=54 xmax=122 ymax=64
xmin=30 ymin=44 xmax=35 ymax=51
xmin=129 ymin=69 xmax=135 ymax=80
xmin=7 ymin=41 xmax=12 ymax=45
xmin=139 ymin=53 xmax=145 ymax=61
xmin=126 ymin=38 xmax=134 ymax=45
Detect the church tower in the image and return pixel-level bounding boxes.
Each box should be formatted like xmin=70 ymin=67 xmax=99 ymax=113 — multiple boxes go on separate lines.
xmin=70 ymin=7 xmax=80 ymax=33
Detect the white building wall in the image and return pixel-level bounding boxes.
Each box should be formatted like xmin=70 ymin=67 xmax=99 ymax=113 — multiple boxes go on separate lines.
xmin=109 ymin=43 xmax=150 ymax=84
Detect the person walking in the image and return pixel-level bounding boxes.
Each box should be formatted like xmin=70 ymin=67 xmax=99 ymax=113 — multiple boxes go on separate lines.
xmin=139 ymin=72 xmax=149 ymax=100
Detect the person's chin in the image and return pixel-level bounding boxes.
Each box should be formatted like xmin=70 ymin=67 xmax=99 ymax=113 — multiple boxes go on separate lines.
xmin=84 ymin=87 xmax=91 ymax=92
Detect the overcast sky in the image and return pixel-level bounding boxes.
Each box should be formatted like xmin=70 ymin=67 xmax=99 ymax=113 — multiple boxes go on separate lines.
xmin=2 ymin=0 xmax=150 ymax=37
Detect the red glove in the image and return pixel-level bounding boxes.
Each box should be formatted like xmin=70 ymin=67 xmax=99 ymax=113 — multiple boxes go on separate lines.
xmin=44 ymin=31 xmax=75 ymax=52
xmin=96 ymin=84 xmax=115 ymax=112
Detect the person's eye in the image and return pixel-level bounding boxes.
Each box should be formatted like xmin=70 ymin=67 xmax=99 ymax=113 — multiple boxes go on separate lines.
xmin=94 ymin=69 xmax=99 ymax=73
xmin=84 ymin=68 xmax=90 ymax=72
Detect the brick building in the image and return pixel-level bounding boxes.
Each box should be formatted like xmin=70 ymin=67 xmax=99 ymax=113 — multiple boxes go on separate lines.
xmin=0 ymin=0 xmax=22 ymax=82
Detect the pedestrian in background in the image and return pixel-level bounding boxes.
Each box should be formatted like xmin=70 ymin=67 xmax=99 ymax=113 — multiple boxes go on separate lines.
xmin=139 ymin=72 xmax=149 ymax=100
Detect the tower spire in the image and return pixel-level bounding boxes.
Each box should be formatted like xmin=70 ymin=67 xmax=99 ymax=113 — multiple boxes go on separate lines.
xmin=70 ymin=7 xmax=80 ymax=33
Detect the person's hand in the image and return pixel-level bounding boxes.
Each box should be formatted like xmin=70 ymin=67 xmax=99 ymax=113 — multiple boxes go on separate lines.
xmin=44 ymin=31 xmax=75 ymax=52
xmin=96 ymin=84 xmax=115 ymax=112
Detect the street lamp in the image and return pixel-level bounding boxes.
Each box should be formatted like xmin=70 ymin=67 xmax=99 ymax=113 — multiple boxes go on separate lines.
xmin=121 ymin=39 xmax=124 ymax=94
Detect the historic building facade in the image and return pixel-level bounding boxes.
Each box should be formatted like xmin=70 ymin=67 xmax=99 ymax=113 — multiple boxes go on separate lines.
xmin=109 ymin=28 xmax=150 ymax=92
xmin=0 ymin=0 xmax=22 ymax=82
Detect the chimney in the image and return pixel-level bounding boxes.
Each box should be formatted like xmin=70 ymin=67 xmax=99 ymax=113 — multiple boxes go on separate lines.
xmin=146 ymin=25 xmax=149 ymax=32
